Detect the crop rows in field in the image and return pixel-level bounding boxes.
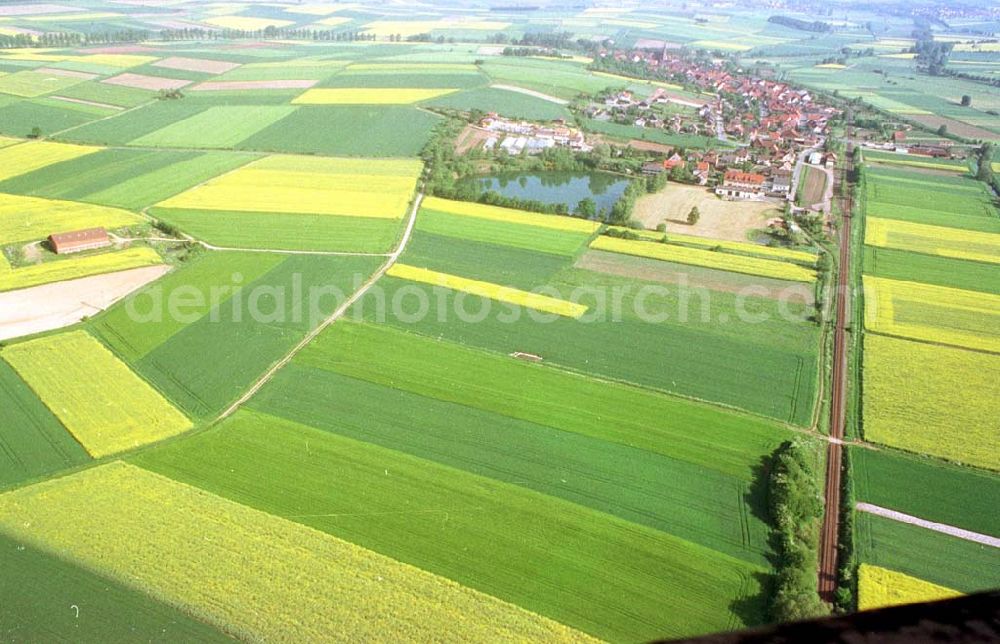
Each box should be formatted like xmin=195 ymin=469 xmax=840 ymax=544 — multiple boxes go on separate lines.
xmin=133 ymin=411 xmax=768 ymax=641
xmin=355 ymin=245 xmax=819 ymax=425
xmin=863 ymin=150 xmax=968 ymax=173
xmin=0 ymin=360 xmax=87 ymax=489
xmin=130 ymin=105 xmax=297 ymax=148
xmin=863 ymin=246 xmax=1000 ymax=295
xmin=91 ymin=253 xmax=381 ymax=419
xmin=0 ymin=462 xmax=587 ymax=642
xmin=2 ymin=331 xmax=191 ymax=457
xmin=0 ymin=532 xmax=230 ymax=641
xmin=850 ymin=446 xmax=1000 ymax=538
xmin=0 ymin=147 xmax=259 ymax=210
xmin=863 ymin=276 xmax=1000 ymax=353
xmin=861 ymin=334 xmax=999 ymax=470
xmin=0 ymin=246 xmax=163 ymax=292
xmin=0 ymin=140 xmax=99 ymax=182
xmin=417 ymin=208 xmax=592 ymax=256
xmin=855 ymin=512 xmax=1000 ymax=593
xmin=865 ymin=217 xmax=1000 ymax=265
xmin=591 ymin=235 xmax=816 ymax=282
xmin=417 ymin=198 xmax=597 ymax=256
xmin=857 ymin=564 xmax=961 ymax=611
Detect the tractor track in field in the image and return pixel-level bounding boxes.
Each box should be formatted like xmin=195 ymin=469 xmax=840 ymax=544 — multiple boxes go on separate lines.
xmin=215 ymin=191 xmax=424 ymax=421
xmin=818 ymin=116 xmax=855 ymax=603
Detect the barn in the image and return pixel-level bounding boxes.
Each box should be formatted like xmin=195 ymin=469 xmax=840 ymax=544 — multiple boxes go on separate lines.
xmin=48 ymin=228 xmax=111 ymax=254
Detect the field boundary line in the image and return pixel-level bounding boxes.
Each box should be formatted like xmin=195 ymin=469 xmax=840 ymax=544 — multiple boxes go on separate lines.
xmin=489 ymin=83 xmax=569 ymax=105
xmin=48 ymin=97 xmax=160 ymax=138
xmin=216 ymin=191 xmax=424 ymax=421
xmin=856 ymin=502 xmax=1000 ymax=548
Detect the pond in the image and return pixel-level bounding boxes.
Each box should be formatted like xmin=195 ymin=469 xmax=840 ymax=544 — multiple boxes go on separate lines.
xmin=458 ymin=171 xmax=631 ymax=216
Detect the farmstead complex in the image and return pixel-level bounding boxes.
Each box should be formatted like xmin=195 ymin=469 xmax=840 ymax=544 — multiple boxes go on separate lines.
xmin=0 ymin=0 xmax=997 ymax=640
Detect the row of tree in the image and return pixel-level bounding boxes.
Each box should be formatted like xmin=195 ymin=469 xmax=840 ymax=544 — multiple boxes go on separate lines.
xmin=767 ymin=440 xmax=830 ymax=622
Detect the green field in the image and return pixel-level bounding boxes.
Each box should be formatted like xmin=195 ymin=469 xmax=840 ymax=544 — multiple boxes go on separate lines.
xmin=100 ymin=254 xmax=382 ymax=418
xmin=852 ymin=447 xmax=1000 ymax=537
xmin=863 ymin=246 xmax=1000 ymax=295
xmin=426 ymin=87 xmax=571 ymax=121
xmin=416 ymin=207 xmax=592 ymax=256
xmin=0 ymin=148 xmax=254 ymax=209
xmin=239 ymin=105 xmax=440 ymax=156
xmin=90 ymin=251 xmax=283 ymax=362
xmin=134 ymin=410 xmax=769 ymax=641
xmin=0 ymin=532 xmax=230 ymax=641
xmin=855 ymin=513 xmax=1000 ymax=593
xmin=57 ymin=101 xmax=209 ymax=145
xmin=130 ymin=105 xmax=298 ymax=148
xmin=0 ymin=361 xmax=88 ymax=490
xmin=152 ymin=208 xmax=403 ymax=253
xmin=352 ymin=256 xmax=819 ymax=424
xmin=0 ymin=99 xmax=96 ymax=137
xmin=296 ymin=321 xmax=791 ymax=480
xmin=52 ymin=80 xmax=155 ymax=107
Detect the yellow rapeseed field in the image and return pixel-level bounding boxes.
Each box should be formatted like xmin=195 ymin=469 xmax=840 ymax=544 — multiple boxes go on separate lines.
xmin=291 ymin=87 xmax=459 ymax=105
xmin=591 ymin=235 xmax=816 ymax=282
xmin=0 ymin=246 xmax=162 ymax=292
xmin=0 ymin=135 xmax=20 ymax=148
xmin=388 ymin=263 xmax=588 ymax=318
xmin=863 ymin=276 xmax=1000 ymax=353
xmin=0 ymin=461 xmax=597 ymax=643
xmin=865 ymin=217 xmax=1000 ymax=265
xmin=863 ymin=334 xmax=1000 ymax=470
xmin=203 ymin=15 xmax=295 ymax=30
xmin=858 ymin=564 xmax=961 ymax=610
xmin=2 ymin=331 xmax=191 ymax=457
xmin=157 ymin=155 xmax=421 ymax=218
xmin=0 ymin=140 xmax=101 ymax=182
xmin=0 ymin=193 xmax=143 ymax=244
xmin=423 ymin=196 xmax=600 ymax=234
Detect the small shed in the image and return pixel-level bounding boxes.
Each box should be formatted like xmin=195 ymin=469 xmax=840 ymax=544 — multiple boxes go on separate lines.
xmin=49 ymin=228 xmax=111 ymax=254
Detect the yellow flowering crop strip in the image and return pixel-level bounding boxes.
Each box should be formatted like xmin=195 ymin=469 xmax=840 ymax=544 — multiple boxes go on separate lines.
xmin=2 ymin=331 xmax=191 ymax=457
xmin=863 ymin=276 xmax=1000 ymax=353
xmin=858 ymin=565 xmax=961 ymax=611
xmin=157 ymin=155 xmax=421 ymax=219
xmin=422 ymin=196 xmax=600 ymax=234
xmin=0 ymin=246 xmax=162 ymax=292
xmin=605 ymin=226 xmax=818 ymax=264
xmin=866 ymin=217 xmax=1000 ymax=264
xmin=0 ymin=140 xmax=101 ymax=182
xmin=0 ymin=135 xmax=20 ymax=148
xmin=863 ymin=334 xmax=1000 ymax=470
xmin=0 ymin=460 xmax=597 ymax=643
xmin=292 ymin=87 xmax=459 ymax=105
xmin=591 ymin=235 xmax=816 ymax=282
xmin=388 ymin=263 xmax=588 ymax=318
xmin=0 ymin=193 xmax=143 ymax=245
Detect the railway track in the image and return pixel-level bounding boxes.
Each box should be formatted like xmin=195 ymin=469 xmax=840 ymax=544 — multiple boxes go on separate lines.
xmin=818 ymin=116 xmax=855 ymax=602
